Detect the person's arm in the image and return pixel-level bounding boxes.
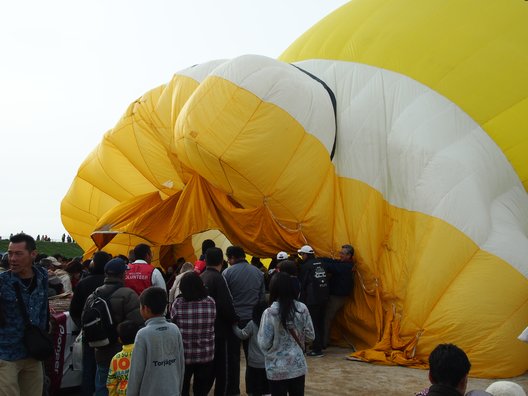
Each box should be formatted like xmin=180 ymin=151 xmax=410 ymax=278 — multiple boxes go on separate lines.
xmin=232 ymin=320 xmax=253 ymax=340
xmin=176 ymin=328 xmax=185 ymax=394
xmin=168 ymin=276 xmax=179 ymax=305
xmin=127 ymin=334 xmax=146 ymax=396
xmin=257 ymin=309 xmax=273 ymax=353
xmin=151 ymin=268 xmax=166 ymax=290
xmin=302 ymin=305 xmax=315 ymax=343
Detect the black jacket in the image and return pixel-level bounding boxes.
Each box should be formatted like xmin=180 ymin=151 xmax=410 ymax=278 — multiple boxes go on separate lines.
xmin=200 ymin=267 xmax=238 ymax=338
xmin=69 ymin=273 xmax=105 ymax=328
xmin=428 ymin=384 xmax=464 ymax=396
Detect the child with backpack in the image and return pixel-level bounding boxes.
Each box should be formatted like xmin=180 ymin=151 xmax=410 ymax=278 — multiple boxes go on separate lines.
xmin=127 ymin=287 xmax=185 ymax=396
xmin=232 ymin=300 xmax=270 ymax=396
xmin=106 ymin=320 xmax=141 ymax=395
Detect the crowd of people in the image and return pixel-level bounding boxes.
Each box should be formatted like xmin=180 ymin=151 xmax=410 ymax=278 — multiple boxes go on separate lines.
xmin=0 ymin=233 xmax=525 ymax=396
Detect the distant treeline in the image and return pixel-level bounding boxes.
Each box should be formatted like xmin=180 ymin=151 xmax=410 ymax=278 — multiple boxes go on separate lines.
xmin=0 ymin=240 xmax=84 ymax=257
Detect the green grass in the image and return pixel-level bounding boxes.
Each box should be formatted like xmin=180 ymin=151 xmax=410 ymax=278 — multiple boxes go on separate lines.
xmin=0 ymin=240 xmax=84 ymax=258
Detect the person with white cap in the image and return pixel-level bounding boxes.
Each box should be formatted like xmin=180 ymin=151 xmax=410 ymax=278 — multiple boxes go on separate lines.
xmin=47 ymin=255 xmax=72 ymax=293
xmin=297 ymin=245 xmax=329 ymax=357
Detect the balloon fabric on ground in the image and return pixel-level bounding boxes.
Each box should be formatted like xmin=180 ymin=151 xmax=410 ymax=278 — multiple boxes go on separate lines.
xmin=61 ymin=0 xmax=528 ymax=378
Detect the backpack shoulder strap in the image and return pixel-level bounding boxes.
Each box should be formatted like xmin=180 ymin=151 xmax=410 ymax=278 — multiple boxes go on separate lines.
xmin=94 ymin=284 xmax=122 ymax=301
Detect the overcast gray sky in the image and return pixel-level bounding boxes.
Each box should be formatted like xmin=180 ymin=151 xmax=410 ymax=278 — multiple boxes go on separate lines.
xmin=0 ymin=0 xmax=348 ymax=241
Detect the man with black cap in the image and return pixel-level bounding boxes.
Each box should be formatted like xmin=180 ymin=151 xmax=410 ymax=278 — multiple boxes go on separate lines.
xmin=82 ymin=257 xmax=144 ymax=395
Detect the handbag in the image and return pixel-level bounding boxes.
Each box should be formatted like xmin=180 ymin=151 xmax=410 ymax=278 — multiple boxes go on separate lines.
xmin=14 ymin=282 xmax=54 ymax=361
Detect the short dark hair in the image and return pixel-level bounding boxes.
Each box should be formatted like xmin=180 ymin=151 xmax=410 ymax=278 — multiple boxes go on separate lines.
xmin=91 ymin=251 xmax=112 ymax=274
xmin=10 ymin=233 xmax=36 ymax=252
xmin=429 ymin=343 xmax=471 ymax=388
xmin=205 ymin=247 xmax=224 ymax=267
xmin=180 ymin=272 xmax=207 ymax=301
xmin=66 ymin=260 xmax=84 ymax=274
xmin=201 ymin=239 xmax=216 ymax=255
xmin=133 ymin=244 xmax=152 ymax=261
xmin=117 ymin=320 xmax=141 ymax=345
xmin=226 ymin=246 xmax=245 ymax=260
xmin=277 ymin=260 xmax=298 ymax=276
xmin=139 ymin=287 xmax=167 ymax=315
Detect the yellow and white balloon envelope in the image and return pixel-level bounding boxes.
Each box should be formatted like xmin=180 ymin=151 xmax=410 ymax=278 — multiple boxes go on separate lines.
xmin=62 ymin=0 xmax=528 ymax=377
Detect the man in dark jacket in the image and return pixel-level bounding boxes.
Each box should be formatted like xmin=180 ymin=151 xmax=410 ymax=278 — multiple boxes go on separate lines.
xmin=322 ymin=244 xmax=355 ymax=349
xmin=200 ymin=247 xmax=238 ymax=396
xmin=69 ymin=251 xmax=112 ymax=396
xmin=298 ymin=245 xmax=328 ymax=357
xmin=83 ymin=257 xmax=144 ymax=395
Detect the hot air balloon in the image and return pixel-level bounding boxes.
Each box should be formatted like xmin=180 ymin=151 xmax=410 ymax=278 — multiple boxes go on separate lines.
xmin=62 ymin=0 xmax=528 ymax=377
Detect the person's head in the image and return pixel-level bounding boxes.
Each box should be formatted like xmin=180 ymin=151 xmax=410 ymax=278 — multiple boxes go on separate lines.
xmin=276 ymin=251 xmax=288 ymax=261
xmin=226 ymin=246 xmax=245 ymax=264
xmin=205 ymin=247 xmax=224 ymax=268
xmin=8 ymin=233 xmax=37 ymax=276
xmin=39 ymin=257 xmax=53 ymax=269
xmin=339 ymin=244 xmax=355 ymax=262
xmin=297 ymin=245 xmax=315 ymax=262
xmin=0 ymin=253 xmax=9 ymax=270
xmin=117 ymin=320 xmax=141 ymax=346
xmin=252 ymin=300 xmax=268 ymax=326
xmin=47 ymin=256 xmax=63 ymax=271
xmin=269 ymin=272 xmax=297 ymax=328
xmin=180 ymin=262 xmax=194 ymax=274
xmin=485 ymin=381 xmax=526 ymax=396
xmin=250 ymin=257 xmax=263 ymax=268
xmin=66 ymin=260 xmax=84 ymax=279
xmin=116 ymin=254 xmax=129 ymax=264
xmin=91 ymin=251 xmax=112 ymax=274
xmin=128 ymin=249 xmax=135 ymax=262
xmin=180 ymin=272 xmax=207 ymax=301
xmin=201 ymin=239 xmax=216 ymax=256
xmin=104 ymin=257 xmax=129 ymax=279
xmin=133 ymin=243 xmax=152 ymax=262
xmin=269 ymin=271 xmax=296 ymax=302
xmin=429 ymin=343 xmax=471 ymax=394
xmin=139 ymin=286 xmax=167 ymax=319
xmin=277 ymin=259 xmax=298 ymax=276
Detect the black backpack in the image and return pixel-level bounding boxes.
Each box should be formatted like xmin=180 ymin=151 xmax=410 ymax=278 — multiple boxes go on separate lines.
xmin=81 ymin=285 xmax=120 ymax=347
xmin=309 ymin=261 xmax=329 ymax=303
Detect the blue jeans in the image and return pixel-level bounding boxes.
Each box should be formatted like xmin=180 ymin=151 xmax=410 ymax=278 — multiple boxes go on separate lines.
xmin=95 ymin=364 xmax=109 ymax=396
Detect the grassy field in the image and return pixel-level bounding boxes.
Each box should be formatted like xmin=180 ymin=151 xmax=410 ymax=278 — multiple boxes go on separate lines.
xmin=0 ymin=240 xmax=84 ymax=258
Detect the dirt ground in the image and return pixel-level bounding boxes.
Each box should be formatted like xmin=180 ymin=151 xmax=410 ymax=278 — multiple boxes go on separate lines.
xmin=59 ymin=345 xmax=527 ymax=395
xmin=239 ymin=346 xmax=528 ymax=395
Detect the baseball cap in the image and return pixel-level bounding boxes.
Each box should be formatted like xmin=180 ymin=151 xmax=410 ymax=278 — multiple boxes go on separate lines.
xmin=47 ymin=256 xmax=62 ymax=267
xmin=104 ymin=257 xmax=129 ymax=274
xmin=297 ymin=245 xmax=314 ymax=254
xmin=276 ymin=251 xmax=288 ymax=261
